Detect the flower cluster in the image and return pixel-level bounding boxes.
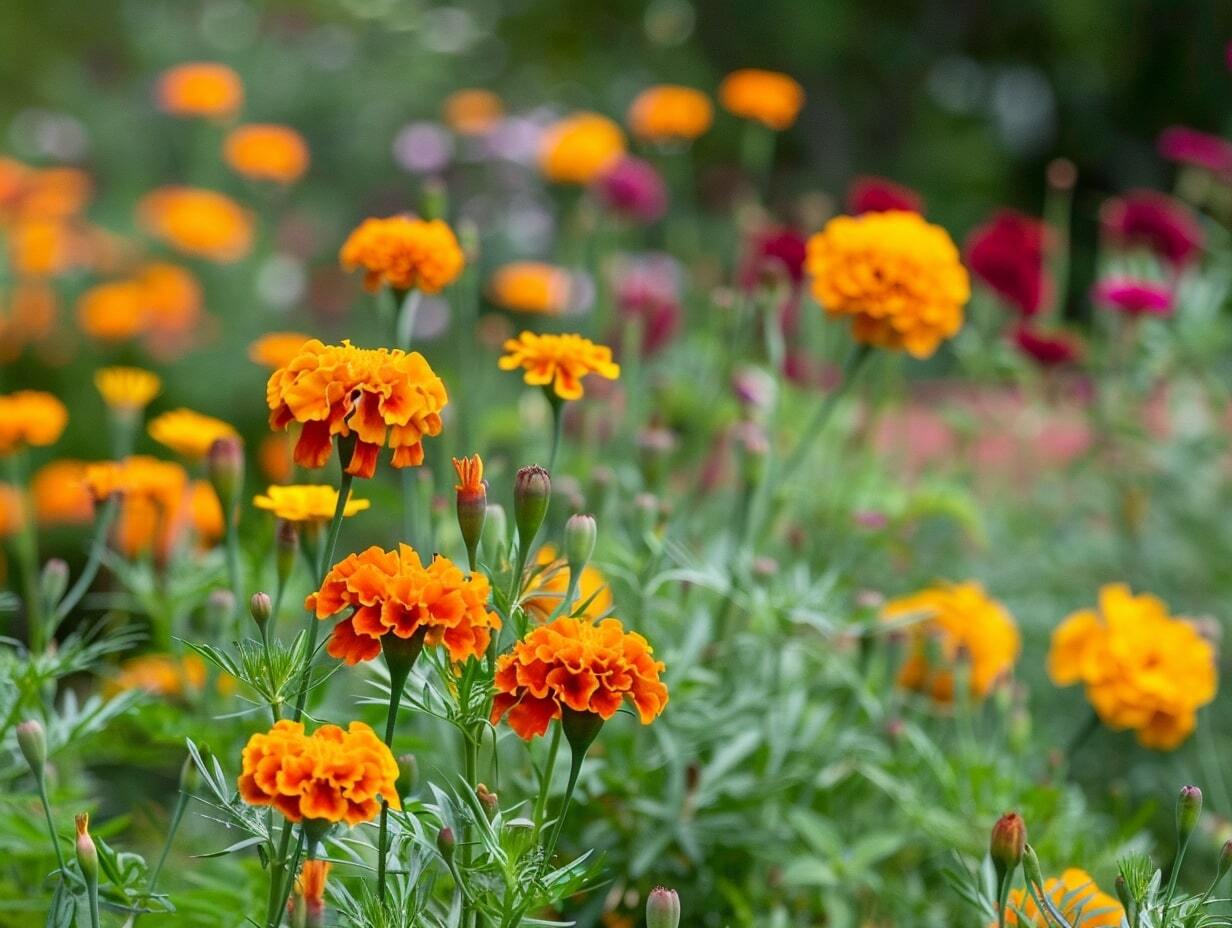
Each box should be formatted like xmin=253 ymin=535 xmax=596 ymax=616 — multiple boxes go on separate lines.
xmin=491 ymin=617 xmax=668 ymax=740
xmin=238 ymin=720 xmax=401 ymax=825
xmin=718 ymin=69 xmax=805 ymax=130
xmin=499 ymin=331 xmax=620 ymax=400
xmin=0 ymin=391 xmax=68 ymax=456
xmin=266 ymin=339 xmax=448 ymax=479
xmin=339 ymin=216 xmax=464 ymax=294
xmin=1004 ymin=868 xmax=1123 ymax=927
xmin=806 ymin=210 xmax=970 ymax=358
xmin=1048 ymin=584 xmax=1216 ymax=749
xmin=254 ymin=485 xmax=370 ymax=524
xmin=882 ymin=581 xmax=1020 ymax=702
xmin=78 ymin=263 xmax=205 ymax=350
xmin=307 ymin=544 xmax=500 ymax=665
xmin=31 ymin=460 xmax=94 ymax=525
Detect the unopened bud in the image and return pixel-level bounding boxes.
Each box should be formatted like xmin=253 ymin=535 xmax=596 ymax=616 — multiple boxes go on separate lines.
xmin=646 ymin=886 xmax=681 ymax=928
xmin=513 ymin=466 xmax=551 ymax=546
xmin=1177 ymin=785 xmax=1203 ymax=844
xmin=1022 ymin=844 xmax=1044 ymax=891
xmin=1047 ymin=157 xmax=1077 ymax=192
xmin=436 ymin=826 xmax=455 ymax=862
xmin=207 ymin=436 xmax=244 ymax=516
xmin=276 ymin=520 xmax=298 ymax=587
xmin=1216 ymin=839 xmax=1232 ymax=888
xmin=75 ymin=813 xmax=98 ymax=883
xmin=452 ymin=455 xmax=487 ymax=568
xmin=179 ymin=752 xmax=201 ymax=794
xmin=476 ymin=783 xmax=499 ymax=820
xmin=206 ymin=589 xmax=236 ymax=627
xmin=990 ymin=812 xmax=1026 ymax=877
xmin=39 ymin=559 xmax=69 ymax=611
xmin=250 ymin=592 xmax=272 ymax=631
xmin=397 ymin=754 xmax=418 ymax=798
xmin=502 ymin=817 xmax=535 ymax=862
xmin=482 ymin=503 xmax=508 ymax=566
xmin=563 ymin=514 xmax=596 ymax=575
xmin=16 ymin=719 xmax=46 ymax=780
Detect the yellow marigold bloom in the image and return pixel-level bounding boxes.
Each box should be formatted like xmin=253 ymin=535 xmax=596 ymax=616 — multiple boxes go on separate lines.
xmin=266 ymin=339 xmax=448 ymax=479
xmin=0 ymin=483 xmax=25 ymax=539
xmin=523 ymin=544 xmax=612 ymax=622
xmin=84 ymin=456 xmax=190 ymax=559
xmin=539 ymin=112 xmax=626 ymax=185
xmin=488 ymin=261 xmax=570 ymax=314
xmin=148 ymin=408 xmax=238 ymax=460
xmin=1048 ymin=584 xmax=1216 ymax=749
xmin=155 ymin=62 xmax=244 ymax=119
xmin=718 ymin=68 xmax=805 ymax=130
xmin=32 ymin=460 xmax=94 ymax=525
xmin=443 ymin=88 xmax=503 ymax=136
xmin=0 ymin=391 xmax=68 ymax=456
xmin=1003 ymin=868 xmax=1123 ymax=927
xmin=492 ymin=616 xmax=669 ymax=740
xmin=339 ymin=216 xmax=464 ymax=294
xmin=882 ymin=581 xmax=1019 ymax=702
xmin=95 ymin=367 xmax=161 ymax=413
xmin=628 ymin=85 xmax=714 ymax=142
xmin=499 ymin=331 xmax=620 ymax=401
xmin=137 ymin=186 xmax=254 ymax=263
xmin=248 ymin=331 xmax=312 ymax=369
xmin=806 ymin=211 xmax=970 ymax=359
xmin=238 ymin=720 xmax=401 ymax=825
xmin=77 ymin=280 xmax=146 ymax=342
xmin=253 ymin=485 xmax=370 ymax=524
xmin=223 ymin=123 xmax=310 ymax=184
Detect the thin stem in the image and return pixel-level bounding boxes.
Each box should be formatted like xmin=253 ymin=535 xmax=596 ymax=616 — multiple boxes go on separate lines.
xmin=376 ymin=633 xmax=422 ymax=902
xmin=268 ymin=827 xmax=306 ymax=928
xmin=544 ymin=742 xmax=586 ymax=862
xmin=223 ymin=511 xmax=244 ymax=635
xmin=1162 ymin=832 xmax=1192 ymax=922
xmin=55 ymin=496 xmax=119 ymax=623
xmin=547 ymin=397 xmax=565 ymax=475
xmin=8 ymin=455 xmax=43 ymax=653
xmin=775 ymin=344 xmax=872 ymax=488
xmin=138 ymin=790 xmax=188 ymax=924
xmin=531 ymin=725 xmax=562 ymax=834
xmin=36 ymin=777 xmax=67 ymax=875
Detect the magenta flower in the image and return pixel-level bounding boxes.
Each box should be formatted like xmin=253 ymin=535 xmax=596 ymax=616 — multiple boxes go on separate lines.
xmin=1157 ymin=126 xmax=1232 ymax=178
xmin=1013 ymin=325 xmax=1082 ymax=367
xmin=847 ymin=175 xmax=924 ymax=215
xmin=595 ymin=156 xmax=667 ymax=224
xmin=1100 ymin=190 xmax=1204 ymax=268
xmin=611 ymin=253 xmax=680 ymax=355
xmin=1092 ymin=277 xmax=1173 ymax=317
xmin=965 ymin=210 xmax=1051 ymax=317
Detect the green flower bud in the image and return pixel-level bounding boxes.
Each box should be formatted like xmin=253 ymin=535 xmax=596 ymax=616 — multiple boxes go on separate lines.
xmin=1216 ymin=839 xmax=1232 ymax=888
xmin=563 ymin=514 xmax=596 ymax=576
xmin=250 ymin=592 xmax=272 ymax=631
xmin=75 ymin=813 xmax=98 ymax=883
xmin=436 ymin=826 xmax=455 ymax=862
xmin=482 ymin=503 xmax=508 ymax=566
xmin=501 ymin=817 xmax=535 ymax=863
xmin=179 ymin=752 xmax=201 ymax=795
xmin=39 ymin=559 xmax=69 ymax=612
xmin=453 ymin=454 xmax=487 ymax=569
xmin=513 ymin=465 xmax=551 ymax=547
xmin=990 ymin=812 xmax=1026 ymax=876
xmin=207 ymin=436 xmax=244 ymax=516
xmin=275 ymin=519 xmax=298 ymax=588
xmin=397 ymin=753 xmax=418 ymax=799
xmin=16 ymin=719 xmax=46 ymax=780
xmin=1022 ymin=844 xmax=1045 ymax=892
xmin=646 ymin=886 xmax=680 ymax=928
xmin=1178 ymin=785 xmax=1203 ymax=845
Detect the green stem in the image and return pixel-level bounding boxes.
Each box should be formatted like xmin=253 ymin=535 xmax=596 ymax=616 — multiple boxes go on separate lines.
xmin=223 ymin=511 xmax=244 ymax=636
xmin=544 ymin=742 xmax=586 ymax=862
xmin=376 ymin=631 xmax=425 ymax=902
xmin=8 ymin=455 xmax=42 ymax=653
xmin=36 ymin=777 xmax=67 ymax=875
xmin=547 ymin=395 xmax=565 ymax=475
xmin=396 ymin=290 xmax=423 ymax=349
xmin=1162 ymin=833 xmax=1192 ymax=923
xmin=267 ymin=827 xmax=306 ymax=928
xmin=54 ymin=496 xmax=119 ymax=624
xmin=775 ymin=344 xmax=872 ymax=488
xmin=531 ymin=725 xmax=562 ymax=834
xmin=138 ymin=790 xmax=188 ymax=923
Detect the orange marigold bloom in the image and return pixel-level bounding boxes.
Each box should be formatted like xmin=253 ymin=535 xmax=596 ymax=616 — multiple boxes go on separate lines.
xmin=539 ymin=112 xmax=626 ymax=185
xmin=224 ymin=124 xmax=310 ymax=184
xmin=452 ymin=454 xmax=483 ymax=497
xmin=806 ymin=211 xmax=970 ymax=359
xmin=498 ymin=331 xmax=620 ymax=401
xmin=137 ymin=262 xmax=203 ymax=337
xmin=443 ymin=88 xmax=504 ymax=136
xmin=107 ymin=653 xmax=216 ymax=698
xmin=190 ymin=480 xmax=224 ymax=547
xmin=488 ymin=262 xmax=570 ymax=314
xmin=254 ymin=485 xmax=370 ymax=524
xmin=0 ymin=483 xmax=25 ymax=539
xmin=249 ymin=331 xmax=313 ymax=369
xmin=266 ymin=339 xmax=448 ymax=479
xmin=258 ymin=434 xmax=294 ymax=483
xmin=523 ymin=544 xmax=612 ymax=622
xmin=95 ymin=366 xmax=161 ymax=413
xmin=148 ymin=408 xmax=239 ymax=460
xmin=17 ymin=167 xmax=93 ymax=221
xmin=307 ymin=544 xmax=500 ymax=665
xmin=492 ymin=616 xmax=668 ymax=740
xmin=339 ymin=216 xmax=465 ymax=294
xmin=137 ymin=186 xmax=254 ymax=262
xmin=0 ymin=391 xmax=68 ymax=456
xmin=881 ymin=581 xmax=1020 ymax=702
xmin=294 ymin=860 xmax=330 ymax=919
xmin=155 ymin=62 xmax=244 ymax=119
xmin=77 ymin=280 xmax=146 ymax=341
xmin=1003 ymin=868 xmax=1123 ymax=927
xmin=32 ymin=460 xmax=94 ymax=525
xmin=237 ymin=720 xmax=401 ymax=825
xmin=8 ymin=219 xmax=75 ymax=277
xmin=2 ymin=280 xmax=59 ymax=353
xmin=1048 ymin=584 xmax=1216 ymax=750
xmin=627 ymin=85 xmax=714 ymax=142
xmin=718 ymin=68 xmax=805 ymax=130
xmin=84 ymin=456 xmax=190 ymax=559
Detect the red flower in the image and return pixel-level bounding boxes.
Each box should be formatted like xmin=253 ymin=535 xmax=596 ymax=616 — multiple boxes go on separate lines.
xmin=965 ymin=211 xmax=1050 ymax=316
xmin=1013 ymin=325 xmax=1081 ymax=367
xmin=847 ymin=176 xmax=923 ymax=215
xmin=1092 ymin=277 xmax=1173 ymax=317
xmin=739 ymin=226 xmax=807 ymax=291
xmin=1101 ymin=190 xmax=1204 ymax=268
xmin=1157 ymin=126 xmax=1232 ymax=179
xmin=595 ymin=156 xmax=668 ymax=224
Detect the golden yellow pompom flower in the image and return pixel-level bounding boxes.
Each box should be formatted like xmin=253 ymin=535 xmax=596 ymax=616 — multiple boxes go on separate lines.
xmin=155 ymin=62 xmax=244 ymax=119
xmin=1003 ymin=868 xmax=1123 ymax=927
xmin=806 ymin=211 xmax=970 ymax=359
xmin=1048 ymin=584 xmax=1216 ymax=749
xmin=0 ymin=391 xmax=68 ymax=456
xmin=628 ymin=85 xmax=714 ymax=142
xmin=539 ymin=112 xmax=626 ymax=185
xmin=499 ymin=331 xmax=620 ymax=401
xmin=223 ymin=124 xmax=310 ymax=184
xmin=95 ymin=367 xmax=161 ymax=413
xmin=248 ymin=331 xmax=313 ymax=369
xmin=443 ymin=89 xmax=503 ymax=136
xmin=137 ymin=186 xmax=254 ymax=263
xmin=719 ymin=69 xmax=805 ymax=130
xmin=339 ymin=216 xmax=464 ymax=294
xmin=148 ymin=408 xmax=238 ymax=460
xmin=488 ymin=262 xmax=570 ymax=315
xmin=253 ymin=485 xmax=370 ymax=524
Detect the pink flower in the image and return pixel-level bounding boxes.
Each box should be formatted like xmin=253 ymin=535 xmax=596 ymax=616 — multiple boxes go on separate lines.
xmin=611 ymin=253 xmax=680 ymax=355
xmin=739 ymin=226 xmax=807 ymax=291
xmin=1013 ymin=325 xmax=1081 ymax=366
xmin=847 ymin=176 xmax=923 ymax=215
xmin=1158 ymin=126 xmax=1232 ymax=178
xmin=1092 ymin=277 xmax=1173 ymax=317
xmin=1101 ymin=190 xmax=1204 ymax=268
xmin=965 ymin=210 xmax=1051 ymax=316
xmin=595 ymin=156 xmax=667 ymax=223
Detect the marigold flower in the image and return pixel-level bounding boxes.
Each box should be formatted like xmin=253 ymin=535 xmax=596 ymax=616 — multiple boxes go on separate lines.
xmin=32 ymin=460 xmax=94 ymax=525
xmin=491 ymin=616 xmax=668 ymax=740
xmin=224 ymin=124 xmax=310 ymax=184
xmin=84 ymin=456 xmax=191 ymax=559
xmin=718 ymin=69 xmax=805 ymax=130
xmin=539 ymin=112 xmax=626 ymax=185
xmin=1048 ymin=584 xmax=1216 ymax=749
xmin=1003 ymin=868 xmax=1123 ymax=927
xmin=442 ymin=88 xmax=503 ymax=136
xmin=107 ymin=653 xmax=213 ymax=698
xmin=965 ymin=210 xmax=1050 ymax=317
xmin=95 ymin=367 xmax=161 ymax=413
xmin=294 ymin=860 xmax=330 ymax=921
xmin=148 ymin=408 xmax=239 ymax=460
xmin=0 ymin=484 xmax=25 ymax=539
xmin=806 ymin=211 xmax=970 ymax=358
xmin=499 ymin=331 xmax=620 ymax=401
xmin=1 ymin=280 xmax=59 ymax=357
xmin=523 ymin=544 xmax=612 ymax=622
xmin=339 ymin=216 xmax=465 ymax=294
xmin=137 ymin=186 xmax=254 ymax=263
xmin=238 ymin=719 xmax=401 ymax=825
xmin=488 ymin=262 xmax=570 ymax=314
xmin=1100 ymin=190 xmax=1203 ymax=268
xmin=15 ymin=167 xmax=93 ymax=222
xmin=847 ymin=176 xmax=924 ymax=215
xmin=627 ymin=85 xmax=713 ymax=142
xmin=249 ymin=331 xmax=313 ymax=369
xmin=0 ymin=391 xmax=68 ymax=456
xmin=881 ymin=581 xmax=1020 ymax=702
xmin=8 ymin=219 xmax=75 ymax=277
xmin=266 ymin=339 xmax=448 ymax=479
xmin=1092 ymin=277 xmax=1173 ymax=317
xmin=155 ymin=62 xmax=244 ymax=119
xmin=76 ymin=280 xmax=146 ymax=342
xmin=137 ymin=262 xmax=204 ymax=337
xmin=190 ymin=481 xmax=224 ymax=547
xmin=253 ymin=485 xmax=370 ymax=524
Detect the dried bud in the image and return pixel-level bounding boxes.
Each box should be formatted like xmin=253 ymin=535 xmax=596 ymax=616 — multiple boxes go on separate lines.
xmin=75 ymin=813 xmax=98 ymax=883
xmin=39 ymin=559 xmax=69 ymax=611
xmin=1177 ymin=785 xmax=1203 ymax=845
xmin=276 ymin=519 xmax=298 ymax=587
xmin=452 ymin=455 xmax=487 ymax=568
xmin=16 ymin=719 xmax=46 ymax=780
xmin=476 ymin=783 xmax=499 ymax=820
xmin=207 ymin=436 xmax=244 ymax=515
xmin=436 ymin=826 xmax=455 ymax=862
xmin=563 ymin=514 xmax=597 ymax=576
xmin=646 ymin=886 xmax=681 ymax=928
xmin=513 ymin=465 xmax=551 ymax=546
xmin=250 ymin=592 xmax=272 ymax=631
xmin=990 ymin=812 xmax=1026 ymax=877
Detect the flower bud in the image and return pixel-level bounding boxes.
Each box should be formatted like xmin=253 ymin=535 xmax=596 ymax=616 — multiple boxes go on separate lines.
xmin=476 ymin=783 xmax=499 ymax=820
xmin=16 ymin=719 xmax=46 ymax=780
xmin=39 ymin=559 xmax=69 ymax=611
xmin=397 ymin=753 xmax=418 ymax=799
xmin=207 ymin=436 xmax=245 ymax=516
xmin=990 ymin=813 xmax=1026 ymax=881
xmin=1177 ymin=785 xmax=1203 ymax=845
xmin=482 ymin=503 xmax=508 ymax=566
xmin=276 ymin=519 xmax=298 ymax=587
xmin=250 ymin=592 xmax=272 ymax=631
xmin=75 ymin=813 xmax=98 ymax=883
xmin=1216 ymin=839 xmax=1232 ymax=888
xmin=179 ymin=752 xmax=201 ymax=795
xmin=513 ymin=465 xmax=551 ymax=546
xmin=646 ymin=886 xmax=681 ymax=928
xmin=563 ymin=514 xmax=596 ymax=576
xmin=501 ymin=817 xmax=535 ymax=862
xmin=206 ymin=589 xmax=236 ymax=628
xmin=436 ymin=826 xmax=455 ymax=862
xmin=452 ymin=455 xmax=487 ymax=568
xmin=1022 ymin=844 xmax=1044 ymax=892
